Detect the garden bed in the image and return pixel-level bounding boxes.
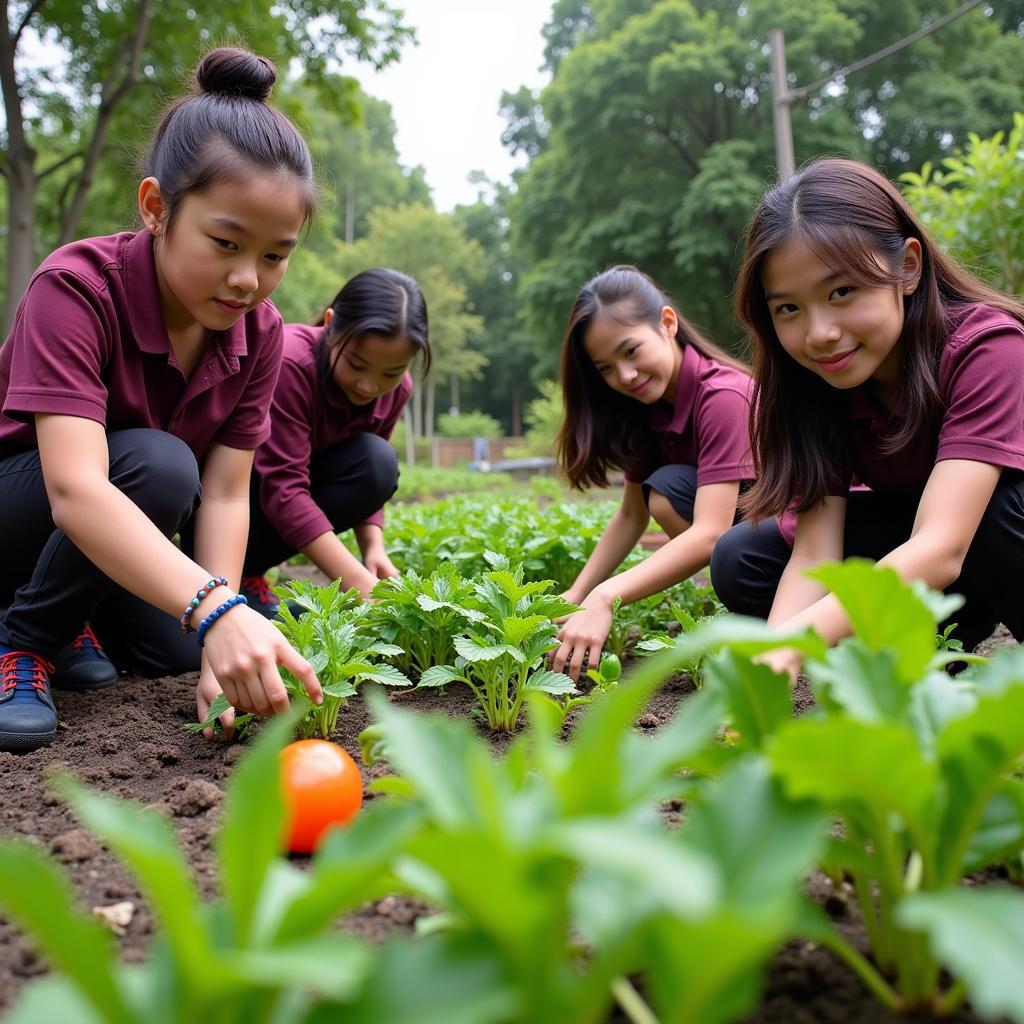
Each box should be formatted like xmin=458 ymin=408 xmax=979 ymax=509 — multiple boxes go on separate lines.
xmin=0 ymin=623 xmax=1017 ymax=1020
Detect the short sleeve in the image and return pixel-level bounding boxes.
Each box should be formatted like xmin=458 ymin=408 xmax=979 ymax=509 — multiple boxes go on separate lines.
xmin=937 ymin=323 xmax=1024 ymax=471
xmin=694 ymin=385 xmax=754 ymax=485
xmin=2 ymin=270 xmax=113 ymax=425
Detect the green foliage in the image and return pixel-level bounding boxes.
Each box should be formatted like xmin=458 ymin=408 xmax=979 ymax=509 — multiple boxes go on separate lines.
xmin=415 ymin=557 xmax=580 ymax=732
xmin=436 ymin=410 xmax=504 ymax=439
xmin=503 ymin=378 xmax=564 ymax=458
xmin=272 ymin=579 xmax=410 ymax=738
xmin=394 ymin=464 xmax=518 ymax=500
xmin=508 ymin=1 xmax=1024 ymax=377
xmin=901 ymin=113 xmax=1024 ymax=295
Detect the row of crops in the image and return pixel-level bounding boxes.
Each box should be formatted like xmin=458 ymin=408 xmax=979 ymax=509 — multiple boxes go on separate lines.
xmin=0 ymin=495 xmax=1021 ymax=1023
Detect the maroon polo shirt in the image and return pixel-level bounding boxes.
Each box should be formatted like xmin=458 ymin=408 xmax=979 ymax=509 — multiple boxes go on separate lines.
xmin=624 ymin=342 xmax=755 ymax=486
xmin=0 ymin=230 xmax=283 ymax=459
xmin=253 ymin=323 xmax=412 ymax=549
xmin=779 ymin=303 xmax=1024 ymax=546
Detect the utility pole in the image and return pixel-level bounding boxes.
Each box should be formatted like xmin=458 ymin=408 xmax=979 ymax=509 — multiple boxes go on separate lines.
xmin=768 ymin=29 xmax=795 ymax=180
xmin=768 ymin=0 xmax=986 ymax=182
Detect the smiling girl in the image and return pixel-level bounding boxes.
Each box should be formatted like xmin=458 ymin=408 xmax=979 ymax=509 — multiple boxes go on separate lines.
xmin=0 ymin=47 xmax=323 ymax=750
xmin=710 ymin=157 xmax=1024 ymax=672
xmin=239 ymin=269 xmax=430 ymax=612
xmin=551 ymin=265 xmax=754 ymax=680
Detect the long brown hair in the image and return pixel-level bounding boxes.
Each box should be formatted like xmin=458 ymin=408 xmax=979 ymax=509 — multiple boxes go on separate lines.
xmin=737 ymin=157 xmax=1024 ymax=521
xmin=557 ymin=265 xmax=747 ymax=489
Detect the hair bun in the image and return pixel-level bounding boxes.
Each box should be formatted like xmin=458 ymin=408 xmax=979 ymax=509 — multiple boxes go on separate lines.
xmin=195 ymin=47 xmax=276 ymax=102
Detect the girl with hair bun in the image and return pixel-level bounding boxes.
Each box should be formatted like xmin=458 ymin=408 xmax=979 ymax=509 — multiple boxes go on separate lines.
xmin=551 ymin=265 xmax=755 ymax=681
xmin=710 ymin=157 xmax=1024 ymax=677
xmin=240 ymin=268 xmax=431 ymax=613
xmin=0 ymin=46 xmax=322 ymax=751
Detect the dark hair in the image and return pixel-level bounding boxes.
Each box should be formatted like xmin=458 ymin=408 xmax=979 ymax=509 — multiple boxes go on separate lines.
xmin=557 ymin=264 xmax=748 ymax=489
xmin=737 ymin=156 xmax=1024 ymax=522
xmin=317 ymin=268 xmax=431 ymax=392
xmin=142 ymin=47 xmax=315 ymax=229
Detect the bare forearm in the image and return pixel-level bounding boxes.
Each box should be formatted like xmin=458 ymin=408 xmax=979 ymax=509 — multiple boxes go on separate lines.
xmin=353 ymin=522 xmax=384 ymax=559
xmin=191 ymin=495 xmax=249 ymax=588
xmin=301 ymin=531 xmax=376 ymax=594
xmin=568 ymin=508 xmax=649 ymax=600
xmin=50 ymin=480 xmax=226 ymax=616
xmin=589 ymin=527 xmax=717 ymax=607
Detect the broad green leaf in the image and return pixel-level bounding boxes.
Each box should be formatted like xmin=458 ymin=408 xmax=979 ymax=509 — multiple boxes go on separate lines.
xmin=0 ymin=842 xmax=132 ymax=1021
xmin=496 ymin=615 xmax=548 ymax=647
xmin=523 ymin=669 xmax=577 ymax=695
xmin=549 ymin=819 xmax=719 ymax=918
xmin=769 ymin=718 xmax=937 ymax=843
xmin=320 ymin=934 xmax=516 ymax=1024
xmin=703 ymin=650 xmax=792 ymax=750
xmin=5 ymin=975 xmax=111 ymax=1024
xmin=907 ymin=671 xmax=976 ymax=755
xmin=809 ymin=641 xmax=910 ymax=722
xmin=935 ymin=682 xmax=1024 ymax=881
xmin=897 ymin=887 xmax=1024 ymax=1023
xmin=454 ymin=636 xmax=524 ymax=664
xmin=645 ymin=908 xmax=796 ymax=1024
xmin=807 ymin=560 xmax=937 ymax=681
xmin=224 ymin=935 xmax=372 ymax=999
xmin=58 ymin=779 xmax=212 ymax=988
xmin=683 ymin=757 xmax=824 ymax=906
xmin=275 ymin=801 xmax=425 ymax=942
xmin=366 ymin=690 xmax=493 ymax=829
xmin=418 ymin=665 xmax=466 ymax=688
xmin=671 ymin=614 xmax=828 ymax=664
xmin=217 ymin=711 xmax=296 ymax=946
xmin=964 ymin=780 xmax=1024 ymax=874
xmin=360 ymin=664 xmax=411 ymax=687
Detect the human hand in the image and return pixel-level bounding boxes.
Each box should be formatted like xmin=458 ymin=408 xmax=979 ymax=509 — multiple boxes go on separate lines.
xmin=364 ymin=550 xmax=399 ymax=580
xmin=201 ymin=603 xmax=322 ymax=717
xmin=550 ymin=593 xmax=614 ymax=682
xmin=754 ymin=646 xmax=802 ymax=685
xmin=196 ymin=661 xmax=234 ymax=741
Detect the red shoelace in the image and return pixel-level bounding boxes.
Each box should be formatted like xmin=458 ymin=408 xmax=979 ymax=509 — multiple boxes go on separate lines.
xmin=0 ymin=651 xmax=54 ymax=695
xmin=73 ymin=624 xmax=105 ymax=652
xmin=241 ymin=575 xmax=276 ymax=606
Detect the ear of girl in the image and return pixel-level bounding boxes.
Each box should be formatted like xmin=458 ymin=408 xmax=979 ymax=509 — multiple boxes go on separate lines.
xmin=551 ymin=264 xmax=755 ymax=682
xmin=241 ymin=268 xmax=429 ymax=611
xmin=711 ymin=156 xmax=1024 ymax=676
xmin=0 ymin=45 xmax=322 ymax=752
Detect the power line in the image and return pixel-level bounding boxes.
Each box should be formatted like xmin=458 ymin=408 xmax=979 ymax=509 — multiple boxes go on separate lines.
xmin=788 ymin=0 xmax=987 ymax=105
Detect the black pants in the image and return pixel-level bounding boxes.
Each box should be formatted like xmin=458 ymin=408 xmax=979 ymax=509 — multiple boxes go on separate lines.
xmin=0 ymin=429 xmax=202 ymax=672
xmin=242 ymin=432 xmax=399 ymax=576
xmin=709 ymin=474 xmax=1024 ymax=650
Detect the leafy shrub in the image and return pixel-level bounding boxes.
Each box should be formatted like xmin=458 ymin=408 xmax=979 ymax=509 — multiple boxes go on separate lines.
xmin=436 ymin=409 xmax=504 ymax=439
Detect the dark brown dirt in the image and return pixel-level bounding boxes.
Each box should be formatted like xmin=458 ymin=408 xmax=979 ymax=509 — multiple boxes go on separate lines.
xmin=0 ymin=626 xmax=1017 ymax=1020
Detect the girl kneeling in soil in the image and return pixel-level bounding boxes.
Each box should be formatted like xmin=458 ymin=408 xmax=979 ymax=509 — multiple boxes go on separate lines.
xmin=710 ymin=157 xmax=1024 ymax=674
xmin=551 ymin=265 xmax=754 ymax=681
xmin=239 ymin=269 xmax=430 ymax=614
xmin=0 ymin=47 xmax=323 ymax=752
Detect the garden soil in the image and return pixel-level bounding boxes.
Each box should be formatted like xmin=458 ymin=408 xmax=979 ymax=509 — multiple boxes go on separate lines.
xmin=0 ymin=624 xmax=1017 ymax=1022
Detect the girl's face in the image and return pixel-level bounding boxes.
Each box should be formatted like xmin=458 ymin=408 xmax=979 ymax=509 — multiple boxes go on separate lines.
xmin=761 ymin=236 xmax=921 ymax=402
xmin=328 ymin=324 xmax=415 ymax=406
xmin=141 ymin=169 xmax=306 ymax=342
xmin=583 ymin=304 xmax=683 ymax=405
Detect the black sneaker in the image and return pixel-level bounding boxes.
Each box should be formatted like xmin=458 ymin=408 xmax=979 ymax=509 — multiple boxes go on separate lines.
xmin=51 ymin=625 xmax=119 ymax=692
xmin=0 ymin=648 xmax=58 ymax=752
xmin=240 ymin=575 xmax=280 ymax=619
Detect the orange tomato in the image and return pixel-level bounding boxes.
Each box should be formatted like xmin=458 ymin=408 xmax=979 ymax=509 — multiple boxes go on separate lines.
xmin=279 ymin=739 xmax=364 ymax=854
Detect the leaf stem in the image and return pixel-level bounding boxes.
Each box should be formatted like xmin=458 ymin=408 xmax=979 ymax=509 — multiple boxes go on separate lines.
xmin=817 ymin=930 xmax=902 ymax=1010
xmin=610 ymin=976 xmax=661 ymax=1024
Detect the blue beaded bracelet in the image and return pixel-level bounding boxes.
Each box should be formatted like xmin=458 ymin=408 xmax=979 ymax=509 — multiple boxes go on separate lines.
xmin=195 ymin=594 xmax=248 ymax=648
xmin=180 ymin=577 xmax=229 ymax=635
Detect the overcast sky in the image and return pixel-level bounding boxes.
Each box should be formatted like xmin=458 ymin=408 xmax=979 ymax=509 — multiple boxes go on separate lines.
xmin=350 ymin=0 xmax=554 ymax=211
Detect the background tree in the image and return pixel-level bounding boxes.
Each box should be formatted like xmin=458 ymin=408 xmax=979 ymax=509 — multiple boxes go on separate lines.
xmin=901 ymin=114 xmax=1024 ymax=296
xmin=329 ymin=202 xmax=486 ymax=439
xmin=0 ymin=0 xmax=414 ymax=329
xmin=505 ymin=0 xmax=1024 ymax=379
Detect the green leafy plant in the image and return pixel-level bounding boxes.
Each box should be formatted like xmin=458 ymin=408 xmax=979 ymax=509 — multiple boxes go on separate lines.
xmin=692 ymin=561 xmax=1024 ymax=1015
xmin=365 ymin=563 xmax=486 ymax=678
xmin=415 ymin=557 xmax=581 ymax=731
xmin=273 ymin=578 xmax=411 ymax=738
